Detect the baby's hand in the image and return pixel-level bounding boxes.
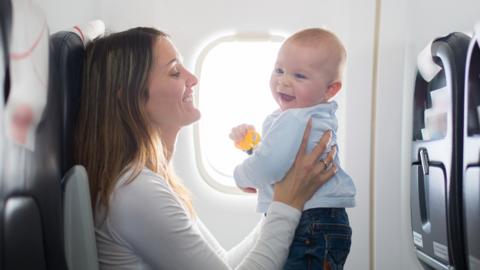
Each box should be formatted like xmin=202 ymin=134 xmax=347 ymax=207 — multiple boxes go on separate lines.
xmin=229 ymin=124 xmax=255 ymax=143
xmin=229 ymin=124 xmax=261 ymax=154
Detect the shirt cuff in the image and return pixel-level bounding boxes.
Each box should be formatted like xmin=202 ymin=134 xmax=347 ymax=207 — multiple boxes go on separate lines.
xmin=267 ymin=201 xmax=302 ymax=222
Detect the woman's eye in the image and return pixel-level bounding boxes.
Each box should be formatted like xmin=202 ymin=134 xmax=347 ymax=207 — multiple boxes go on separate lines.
xmin=294 ymin=73 xmax=307 ymax=79
xmin=171 ymin=70 xmax=181 ymax=77
xmin=274 ymin=68 xmax=284 ymax=74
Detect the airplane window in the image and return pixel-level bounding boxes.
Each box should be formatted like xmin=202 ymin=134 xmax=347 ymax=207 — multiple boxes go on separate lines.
xmin=194 ymin=35 xmax=283 ymax=193
xmin=194 ymin=34 xmax=347 ymax=194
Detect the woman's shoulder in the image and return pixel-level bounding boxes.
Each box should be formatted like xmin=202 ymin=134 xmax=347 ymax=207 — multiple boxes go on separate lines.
xmin=112 ymin=167 xmax=174 ymax=205
xmin=99 ymin=167 xmax=192 ymax=251
xmin=105 ymin=167 xmax=187 ymax=224
xmin=116 ymin=167 xmax=167 ymax=187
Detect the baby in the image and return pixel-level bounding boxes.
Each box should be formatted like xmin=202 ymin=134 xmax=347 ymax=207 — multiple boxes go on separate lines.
xmin=230 ymin=28 xmax=356 ymax=270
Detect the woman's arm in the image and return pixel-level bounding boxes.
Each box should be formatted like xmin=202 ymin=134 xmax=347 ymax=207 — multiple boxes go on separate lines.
xmin=235 ymin=202 xmax=301 ymax=268
xmin=107 ymin=172 xmax=301 ymax=270
xmin=196 ymin=203 xmax=300 ymax=269
xmin=107 ymin=173 xmax=230 ymax=270
xmin=105 ymin=121 xmax=336 ymax=270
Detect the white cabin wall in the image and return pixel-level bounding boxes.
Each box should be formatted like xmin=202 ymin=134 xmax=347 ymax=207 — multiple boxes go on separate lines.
xmin=32 ymin=0 xmax=97 ymax=33
xmin=343 ymin=1 xmax=376 ymax=270
xmin=374 ymin=0 xmax=420 ymax=269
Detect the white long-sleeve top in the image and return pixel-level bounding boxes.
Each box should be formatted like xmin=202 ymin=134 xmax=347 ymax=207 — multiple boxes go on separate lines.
xmin=234 ymin=101 xmax=356 ymax=213
xmin=94 ymin=168 xmax=301 ymax=270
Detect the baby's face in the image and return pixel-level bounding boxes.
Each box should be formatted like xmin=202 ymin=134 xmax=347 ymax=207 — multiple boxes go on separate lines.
xmin=270 ymin=41 xmax=333 ymax=111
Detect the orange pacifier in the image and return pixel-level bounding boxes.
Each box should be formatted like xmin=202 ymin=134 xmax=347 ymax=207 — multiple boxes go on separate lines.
xmin=235 ymin=129 xmax=261 ymax=155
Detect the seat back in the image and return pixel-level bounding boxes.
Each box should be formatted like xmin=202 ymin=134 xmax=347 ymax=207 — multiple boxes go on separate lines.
xmin=1 ymin=3 xmax=105 ymax=270
xmin=54 ymin=20 xmax=105 ymax=270
xmin=63 ymin=165 xmax=99 ymax=270
xmin=49 ymin=29 xmax=87 ymax=175
xmin=1 ymin=0 xmax=67 ymax=269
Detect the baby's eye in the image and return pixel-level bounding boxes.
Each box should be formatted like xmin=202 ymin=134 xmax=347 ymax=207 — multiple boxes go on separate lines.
xmin=294 ymin=73 xmax=307 ymax=79
xmin=274 ymin=68 xmax=284 ymax=74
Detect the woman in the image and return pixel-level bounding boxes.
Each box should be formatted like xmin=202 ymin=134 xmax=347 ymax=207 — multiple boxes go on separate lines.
xmin=75 ymin=27 xmax=337 ymax=270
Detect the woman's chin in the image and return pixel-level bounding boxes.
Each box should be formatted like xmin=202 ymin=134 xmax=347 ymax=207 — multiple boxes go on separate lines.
xmin=185 ymin=110 xmax=201 ymax=125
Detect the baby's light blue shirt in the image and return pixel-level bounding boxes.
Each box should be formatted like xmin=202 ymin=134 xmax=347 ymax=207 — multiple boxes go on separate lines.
xmin=234 ymin=101 xmax=356 ymax=213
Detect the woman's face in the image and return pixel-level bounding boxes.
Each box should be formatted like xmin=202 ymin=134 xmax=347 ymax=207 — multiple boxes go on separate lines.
xmin=146 ymin=37 xmax=200 ymax=132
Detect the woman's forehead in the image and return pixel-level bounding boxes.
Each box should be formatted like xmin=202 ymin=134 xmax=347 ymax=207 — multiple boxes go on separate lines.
xmin=153 ymin=37 xmax=181 ymax=67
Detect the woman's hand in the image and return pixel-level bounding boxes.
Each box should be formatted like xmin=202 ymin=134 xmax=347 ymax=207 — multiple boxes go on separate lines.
xmin=273 ymin=119 xmax=337 ymax=210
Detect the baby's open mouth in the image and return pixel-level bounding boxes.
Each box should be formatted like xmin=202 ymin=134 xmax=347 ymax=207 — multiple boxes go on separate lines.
xmin=279 ymin=93 xmax=295 ymax=102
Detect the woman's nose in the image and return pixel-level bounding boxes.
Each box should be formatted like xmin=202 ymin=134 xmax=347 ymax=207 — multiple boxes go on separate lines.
xmin=186 ymin=70 xmax=198 ymax=87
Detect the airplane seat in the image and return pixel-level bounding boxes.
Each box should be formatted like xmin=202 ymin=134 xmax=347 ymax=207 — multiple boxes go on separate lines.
xmin=411 ymin=32 xmax=470 ymax=270
xmin=0 ymin=0 xmax=11 ymax=266
xmin=1 ymin=0 xmax=67 ymax=269
xmin=1 ymin=0 xmax=104 ymax=265
xmin=49 ymin=20 xmax=104 ymax=175
xmin=463 ymin=22 xmax=480 ymax=270
xmin=50 ymin=20 xmax=105 ymax=270
xmin=63 ymin=166 xmax=99 ymax=270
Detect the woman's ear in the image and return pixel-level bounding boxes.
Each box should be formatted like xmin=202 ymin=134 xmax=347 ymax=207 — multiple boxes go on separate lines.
xmin=325 ymin=81 xmax=342 ymax=101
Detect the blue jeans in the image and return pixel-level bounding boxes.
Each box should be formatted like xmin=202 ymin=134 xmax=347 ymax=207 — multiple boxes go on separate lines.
xmin=283 ymin=208 xmax=352 ymax=270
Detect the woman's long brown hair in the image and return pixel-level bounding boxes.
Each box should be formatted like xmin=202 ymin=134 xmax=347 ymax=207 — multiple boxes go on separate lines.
xmin=75 ymin=27 xmax=194 ymax=216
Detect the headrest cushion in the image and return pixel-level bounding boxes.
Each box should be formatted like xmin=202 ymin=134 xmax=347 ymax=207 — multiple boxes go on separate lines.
xmin=417 ymin=40 xmax=442 ymax=82
xmin=72 ymin=20 xmax=105 ymax=47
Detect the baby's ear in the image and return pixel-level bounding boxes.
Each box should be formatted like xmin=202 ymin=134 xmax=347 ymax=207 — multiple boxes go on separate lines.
xmin=325 ymin=81 xmax=342 ymax=100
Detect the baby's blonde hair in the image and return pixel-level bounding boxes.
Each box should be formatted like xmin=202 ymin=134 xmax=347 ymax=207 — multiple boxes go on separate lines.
xmin=287 ymin=28 xmax=346 ymax=82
